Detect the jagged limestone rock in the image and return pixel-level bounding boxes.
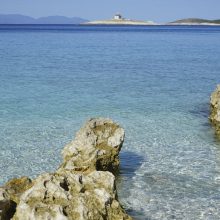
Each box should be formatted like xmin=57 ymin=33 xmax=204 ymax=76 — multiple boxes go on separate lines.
xmin=2 ymin=118 xmax=131 ymax=220
xmin=61 ymin=118 xmax=125 ymax=172
xmin=13 ymin=171 xmax=130 ymax=220
xmin=210 ymin=85 xmax=220 ymax=136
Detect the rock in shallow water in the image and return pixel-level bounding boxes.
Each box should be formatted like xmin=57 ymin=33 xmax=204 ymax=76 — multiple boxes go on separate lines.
xmin=0 ymin=118 xmax=131 ymax=220
xmin=61 ymin=118 xmax=125 ymax=172
xmin=210 ymin=85 xmax=220 ymax=136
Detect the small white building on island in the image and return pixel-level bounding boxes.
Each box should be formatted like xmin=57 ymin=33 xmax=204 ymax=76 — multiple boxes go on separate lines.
xmin=113 ymin=14 xmax=123 ymax=20
xmin=85 ymin=14 xmax=156 ymax=25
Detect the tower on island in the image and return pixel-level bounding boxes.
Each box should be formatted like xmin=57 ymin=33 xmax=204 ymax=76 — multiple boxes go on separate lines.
xmin=113 ymin=14 xmax=123 ymax=20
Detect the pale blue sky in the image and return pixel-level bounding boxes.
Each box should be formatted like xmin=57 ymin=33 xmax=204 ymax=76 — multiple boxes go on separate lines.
xmin=0 ymin=0 xmax=219 ymax=22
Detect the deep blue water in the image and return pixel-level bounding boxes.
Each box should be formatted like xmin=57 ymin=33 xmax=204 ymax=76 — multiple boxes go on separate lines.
xmin=0 ymin=25 xmax=220 ymax=219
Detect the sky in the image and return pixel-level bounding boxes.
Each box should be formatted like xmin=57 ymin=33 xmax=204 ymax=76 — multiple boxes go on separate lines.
xmin=0 ymin=0 xmax=220 ymax=23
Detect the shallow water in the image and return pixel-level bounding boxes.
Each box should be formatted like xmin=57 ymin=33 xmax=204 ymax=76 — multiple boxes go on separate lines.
xmin=0 ymin=25 xmax=220 ymax=219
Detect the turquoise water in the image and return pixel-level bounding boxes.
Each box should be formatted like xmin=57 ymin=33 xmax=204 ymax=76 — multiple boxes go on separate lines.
xmin=1 ymin=25 xmax=220 ymax=219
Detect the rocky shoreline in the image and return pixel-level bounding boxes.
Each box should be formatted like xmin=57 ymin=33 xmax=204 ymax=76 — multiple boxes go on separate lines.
xmin=1 ymin=87 xmax=220 ymax=219
xmin=210 ymin=85 xmax=220 ymax=136
xmin=0 ymin=118 xmax=132 ymax=220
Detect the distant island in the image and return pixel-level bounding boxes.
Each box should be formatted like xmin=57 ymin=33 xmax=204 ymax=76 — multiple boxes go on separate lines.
xmin=170 ymin=18 xmax=220 ymax=25
xmin=0 ymin=14 xmax=88 ymax=24
xmin=85 ymin=14 xmax=155 ymax=25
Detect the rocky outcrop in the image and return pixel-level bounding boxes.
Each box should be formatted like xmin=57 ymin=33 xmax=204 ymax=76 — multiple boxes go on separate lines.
xmin=0 ymin=118 xmax=131 ymax=220
xmin=210 ymin=85 xmax=220 ymax=136
xmin=61 ymin=118 xmax=125 ymax=172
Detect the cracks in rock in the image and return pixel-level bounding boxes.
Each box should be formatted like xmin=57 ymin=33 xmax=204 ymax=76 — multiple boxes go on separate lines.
xmin=60 ymin=178 xmax=69 ymax=192
xmin=63 ymin=206 xmax=68 ymax=216
xmin=79 ymin=176 xmax=83 ymax=184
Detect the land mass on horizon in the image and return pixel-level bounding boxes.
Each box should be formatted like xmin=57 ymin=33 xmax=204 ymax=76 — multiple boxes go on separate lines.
xmin=0 ymin=14 xmax=220 ymax=25
xmin=85 ymin=14 xmax=155 ymax=25
xmin=170 ymin=18 xmax=220 ymax=25
xmin=0 ymin=14 xmax=88 ymax=24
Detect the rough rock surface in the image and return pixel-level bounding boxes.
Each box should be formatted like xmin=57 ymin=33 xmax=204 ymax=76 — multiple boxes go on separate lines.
xmin=210 ymin=85 xmax=220 ymax=136
xmin=61 ymin=118 xmax=125 ymax=172
xmin=0 ymin=118 xmax=131 ymax=220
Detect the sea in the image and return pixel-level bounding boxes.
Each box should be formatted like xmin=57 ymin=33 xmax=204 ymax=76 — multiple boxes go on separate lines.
xmin=0 ymin=25 xmax=220 ymax=219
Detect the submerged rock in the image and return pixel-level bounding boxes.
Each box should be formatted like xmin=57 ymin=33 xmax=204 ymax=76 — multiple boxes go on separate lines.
xmin=1 ymin=118 xmax=131 ymax=220
xmin=210 ymin=85 xmax=220 ymax=136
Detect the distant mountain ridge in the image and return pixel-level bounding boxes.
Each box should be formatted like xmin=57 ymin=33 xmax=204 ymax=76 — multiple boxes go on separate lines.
xmin=171 ymin=18 xmax=220 ymax=25
xmin=0 ymin=14 xmax=88 ymax=24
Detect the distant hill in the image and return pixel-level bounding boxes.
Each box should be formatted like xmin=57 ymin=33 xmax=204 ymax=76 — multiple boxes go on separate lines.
xmin=35 ymin=16 xmax=88 ymax=24
xmin=0 ymin=14 xmax=35 ymax=24
xmin=0 ymin=14 xmax=88 ymax=24
xmin=170 ymin=18 xmax=220 ymax=25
